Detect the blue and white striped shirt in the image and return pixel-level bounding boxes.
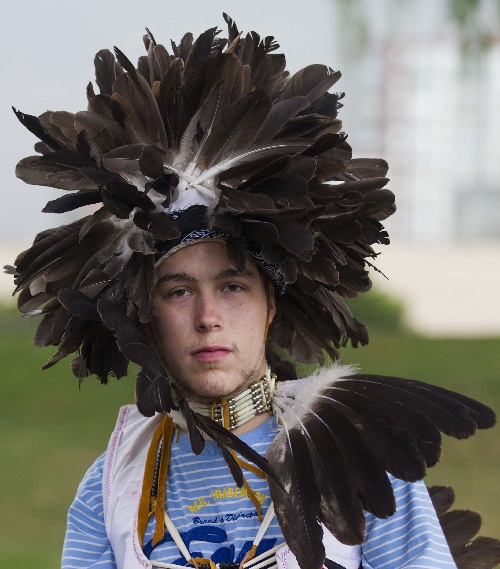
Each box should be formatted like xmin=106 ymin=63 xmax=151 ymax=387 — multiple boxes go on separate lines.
xmin=62 ymin=416 xmax=456 ymax=569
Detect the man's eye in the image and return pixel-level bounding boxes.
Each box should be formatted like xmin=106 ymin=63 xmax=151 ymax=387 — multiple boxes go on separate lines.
xmin=224 ymin=283 xmax=243 ymax=292
xmin=168 ymin=288 xmax=190 ymax=298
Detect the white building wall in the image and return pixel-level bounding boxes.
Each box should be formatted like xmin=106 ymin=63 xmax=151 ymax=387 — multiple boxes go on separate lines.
xmin=331 ymin=0 xmax=500 ymax=242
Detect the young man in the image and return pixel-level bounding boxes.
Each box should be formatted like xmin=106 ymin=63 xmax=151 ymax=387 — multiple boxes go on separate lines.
xmin=9 ymin=15 xmax=496 ymax=569
xmin=62 ymin=240 xmax=459 ymax=569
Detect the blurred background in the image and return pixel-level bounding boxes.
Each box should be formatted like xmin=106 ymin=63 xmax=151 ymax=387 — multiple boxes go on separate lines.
xmin=1 ymin=0 xmax=499 ymax=567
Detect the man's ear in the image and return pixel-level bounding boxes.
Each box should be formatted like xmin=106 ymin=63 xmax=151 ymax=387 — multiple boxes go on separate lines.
xmin=267 ymin=281 xmax=277 ymax=324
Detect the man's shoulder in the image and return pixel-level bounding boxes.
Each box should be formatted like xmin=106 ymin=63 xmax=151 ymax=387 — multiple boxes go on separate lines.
xmin=110 ymin=404 xmax=164 ymax=438
xmin=106 ymin=405 xmax=166 ymax=467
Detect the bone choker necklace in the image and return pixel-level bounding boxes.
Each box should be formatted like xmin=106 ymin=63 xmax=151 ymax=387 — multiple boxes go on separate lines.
xmin=189 ymin=367 xmax=276 ymax=430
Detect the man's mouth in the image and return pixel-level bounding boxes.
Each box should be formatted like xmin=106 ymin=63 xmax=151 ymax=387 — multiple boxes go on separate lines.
xmin=190 ymin=345 xmax=232 ymax=362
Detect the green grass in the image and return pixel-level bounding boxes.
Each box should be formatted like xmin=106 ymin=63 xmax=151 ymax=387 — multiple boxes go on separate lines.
xmin=0 ymin=310 xmax=134 ymax=566
xmin=1 ymin=308 xmax=499 ymax=567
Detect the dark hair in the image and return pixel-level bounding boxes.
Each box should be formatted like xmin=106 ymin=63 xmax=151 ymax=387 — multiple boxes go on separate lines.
xmin=257 ymin=270 xmax=299 ymax=380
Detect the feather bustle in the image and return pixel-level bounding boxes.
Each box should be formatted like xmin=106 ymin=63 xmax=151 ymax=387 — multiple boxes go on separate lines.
xmin=428 ymin=485 xmax=500 ymax=569
xmin=268 ymin=365 xmax=495 ymax=569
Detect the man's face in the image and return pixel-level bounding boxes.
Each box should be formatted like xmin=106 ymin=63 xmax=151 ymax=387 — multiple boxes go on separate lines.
xmin=152 ymin=241 xmax=276 ymax=402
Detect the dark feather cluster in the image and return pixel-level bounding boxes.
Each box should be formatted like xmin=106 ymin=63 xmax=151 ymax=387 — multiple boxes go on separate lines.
xmin=9 ymin=14 xmax=394 ymax=389
xmin=268 ymin=370 xmax=496 ymax=569
xmin=429 ymin=486 xmax=500 ymax=569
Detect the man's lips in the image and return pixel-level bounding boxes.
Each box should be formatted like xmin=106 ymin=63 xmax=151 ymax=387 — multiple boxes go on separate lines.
xmin=190 ymin=346 xmax=232 ymax=362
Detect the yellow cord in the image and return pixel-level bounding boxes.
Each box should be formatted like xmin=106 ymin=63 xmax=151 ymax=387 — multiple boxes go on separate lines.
xmin=239 ymin=545 xmax=258 ymax=568
xmin=191 ymin=557 xmax=216 ymax=569
xmin=137 ymin=414 xmax=174 ymax=548
xmin=263 ymin=280 xmax=273 ymax=342
xmin=152 ymin=416 xmax=175 ymax=546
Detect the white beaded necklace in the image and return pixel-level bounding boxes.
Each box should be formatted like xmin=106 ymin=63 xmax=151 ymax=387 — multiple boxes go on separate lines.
xmin=189 ymin=367 xmax=276 ymax=430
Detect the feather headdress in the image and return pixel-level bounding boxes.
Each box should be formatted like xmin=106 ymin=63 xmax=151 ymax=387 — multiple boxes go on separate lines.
xmin=8 ymin=14 xmax=394 ymax=393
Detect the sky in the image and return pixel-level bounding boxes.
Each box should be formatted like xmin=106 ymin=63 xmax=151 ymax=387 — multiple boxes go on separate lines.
xmin=0 ymin=0 xmax=337 ymax=245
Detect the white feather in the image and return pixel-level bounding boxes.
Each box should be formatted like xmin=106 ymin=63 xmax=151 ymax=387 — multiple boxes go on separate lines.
xmin=272 ymin=363 xmax=359 ymax=430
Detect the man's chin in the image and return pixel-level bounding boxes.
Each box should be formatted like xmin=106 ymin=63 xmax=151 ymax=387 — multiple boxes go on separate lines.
xmin=173 ymin=369 xmax=250 ymax=403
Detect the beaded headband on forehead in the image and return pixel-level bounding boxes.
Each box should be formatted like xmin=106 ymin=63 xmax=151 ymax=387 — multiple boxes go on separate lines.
xmin=155 ymin=228 xmax=286 ymax=295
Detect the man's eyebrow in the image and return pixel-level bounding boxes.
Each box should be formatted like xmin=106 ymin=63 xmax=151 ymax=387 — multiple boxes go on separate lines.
xmin=156 ymin=268 xmax=256 ymax=287
xmin=214 ymin=268 xmax=256 ymax=280
xmin=156 ymin=272 xmax=196 ymax=286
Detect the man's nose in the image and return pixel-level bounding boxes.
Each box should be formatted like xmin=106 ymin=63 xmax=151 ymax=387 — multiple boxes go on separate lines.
xmin=195 ymin=294 xmax=221 ymax=331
